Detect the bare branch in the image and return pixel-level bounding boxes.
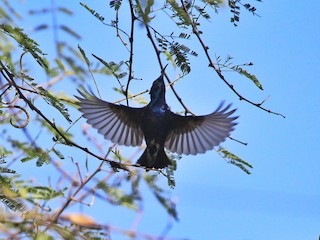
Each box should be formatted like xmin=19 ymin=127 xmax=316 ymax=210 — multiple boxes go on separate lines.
xmin=180 ymin=0 xmax=285 ymax=118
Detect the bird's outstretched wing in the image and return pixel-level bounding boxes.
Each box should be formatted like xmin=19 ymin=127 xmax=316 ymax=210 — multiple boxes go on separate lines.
xmin=76 ymin=90 xmax=144 ymax=147
xmin=165 ymin=103 xmax=238 ymax=155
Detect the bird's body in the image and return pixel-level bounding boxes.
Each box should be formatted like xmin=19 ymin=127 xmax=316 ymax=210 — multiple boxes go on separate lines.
xmin=138 ymin=102 xmax=172 ymax=168
xmin=136 ymin=77 xmax=172 ymax=167
xmin=76 ymin=72 xmax=238 ymax=169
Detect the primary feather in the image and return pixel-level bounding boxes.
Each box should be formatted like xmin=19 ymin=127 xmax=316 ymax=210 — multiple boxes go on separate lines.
xmin=76 ymin=73 xmax=238 ymax=168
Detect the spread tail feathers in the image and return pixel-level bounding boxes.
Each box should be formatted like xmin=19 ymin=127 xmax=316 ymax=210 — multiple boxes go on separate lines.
xmin=137 ymin=145 xmax=171 ymax=169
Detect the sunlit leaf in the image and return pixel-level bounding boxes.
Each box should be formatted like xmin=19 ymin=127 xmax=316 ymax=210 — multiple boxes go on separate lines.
xmin=218 ymin=148 xmax=253 ymax=174
xmin=0 ymin=24 xmax=47 ymax=67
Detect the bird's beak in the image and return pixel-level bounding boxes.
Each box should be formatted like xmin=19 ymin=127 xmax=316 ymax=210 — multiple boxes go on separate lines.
xmin=161 ymin=64 xmax=168 ymax=76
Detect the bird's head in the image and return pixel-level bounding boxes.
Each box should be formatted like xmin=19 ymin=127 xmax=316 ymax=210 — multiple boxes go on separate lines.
xmin=150 ymin=72 xmax=166 ymax=102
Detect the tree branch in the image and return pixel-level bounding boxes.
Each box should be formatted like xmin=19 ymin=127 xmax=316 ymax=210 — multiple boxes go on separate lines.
xmin=125 ymin=0 xmax=136 ymax=106
xmin=142 ymin=19 xmax=194 ymax=115
xmin=180 ymin=0 xmax=285 ymax=118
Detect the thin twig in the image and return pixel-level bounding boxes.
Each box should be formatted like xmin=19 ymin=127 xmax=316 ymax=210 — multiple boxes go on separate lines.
xmin=47 ymin=160 xmax=105 ymax=227
xmin=114 ymin=89 xmax=149 ymax=104
xmin=0 ymin=61 xmax=128 ymax=170
xmin=0 ymin=61 xmax=166 ymax=173
xmin=115 ymin=9 xmax=128 ymax=47
xmin=143 ymin=19 xmax=193 ymax=115
xmin=125 ymin=0 xmax=136 ymax=106
xmin=180 ymin=0 xmax=285 ymax=118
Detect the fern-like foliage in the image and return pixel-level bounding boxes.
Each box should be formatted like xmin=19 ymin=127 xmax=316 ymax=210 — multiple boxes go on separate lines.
xmin=218 ymin=148 xmax=253 ymax=174
xmin=0 ymin=1 xmax=266 ymax=238
xmin=194 ymin=5 xmax=211 ymax=20
xmin=0 ymin=0 xmax=22 ymax=23
xmin=166 ymin=0 xmax=192 ymax=27
xmin=229 ymin=0 xmax=261 ymax=26
xmin=0 ymin=176 xmax=26 ymax=213
xmin=80 ymin=2 xmax=105 ymax=22
xmin=156 ymin=33 xmax=197 ymax=74
xmin=169 ymin=42 xmax=192 ymax=73
xmin=0 ymin=24 xmax=47 ymax=67
xmin=97 ymin=181 xmax=139 ymax=210
xmin=216 ymin=55 xmax=263 ymax=90
xmin=232 ymin=65 xmax=263 ymax=90
xmin=37 ymin=87 xmax=72 ymax=123
xmin=23 ymin=186 xmax=64 ymax=200
xmin=9 ymin=139 xmax=50 ymax=166
xmin=0 ymin=157 xmax=16 ymax=174
xmin=144 ymin=174 xmax=178 ymax=220
xmin=110 ymin=0 xmax=122 ymax=10
xmin=229 ymin=0 xmax=240 ymax=26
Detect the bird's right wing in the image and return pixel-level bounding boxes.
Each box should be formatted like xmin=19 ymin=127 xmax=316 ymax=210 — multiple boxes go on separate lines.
xmin=76 ymin=89 xmax=144 ymax=147
xmin=165 ymin=103 xmax=238 ymax=155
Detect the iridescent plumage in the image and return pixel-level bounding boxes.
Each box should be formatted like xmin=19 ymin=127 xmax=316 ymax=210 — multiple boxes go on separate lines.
xmin=76 ymin=73 xmax=238 ymax=168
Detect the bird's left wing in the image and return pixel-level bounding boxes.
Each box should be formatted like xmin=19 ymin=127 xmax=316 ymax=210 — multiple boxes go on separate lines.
xmin=165 ymin=103 xmax=238 ymax=155
xmin=76 ymin=90 xmax=144 ymax=147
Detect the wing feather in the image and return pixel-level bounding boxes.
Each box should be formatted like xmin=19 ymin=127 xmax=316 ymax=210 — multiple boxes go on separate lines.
xmin=165 ymin=102 xmax=238 ymax=155
xmin=76 ymin=89 xmax=144 ymax=147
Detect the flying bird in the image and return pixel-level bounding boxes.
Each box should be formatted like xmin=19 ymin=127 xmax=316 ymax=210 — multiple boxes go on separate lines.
xmin=76 ymin=72 xmax=238 ymax=169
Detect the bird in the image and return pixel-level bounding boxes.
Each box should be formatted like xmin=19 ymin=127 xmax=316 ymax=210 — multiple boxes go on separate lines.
xmin=76 ymin=71 xmax=238 ymax=169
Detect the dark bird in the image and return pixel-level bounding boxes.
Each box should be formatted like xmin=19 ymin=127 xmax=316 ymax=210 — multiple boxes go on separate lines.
xmin=76 ymin=72 xmax=238 ymax=169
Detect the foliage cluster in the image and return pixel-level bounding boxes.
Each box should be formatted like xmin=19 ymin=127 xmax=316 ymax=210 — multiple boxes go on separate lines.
xmin=0 ymin=0 xmax=273 ymax=239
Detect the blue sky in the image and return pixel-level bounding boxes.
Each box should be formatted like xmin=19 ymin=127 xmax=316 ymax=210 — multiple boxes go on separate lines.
xmin=4 ymin=1 xmax=320 ymax=239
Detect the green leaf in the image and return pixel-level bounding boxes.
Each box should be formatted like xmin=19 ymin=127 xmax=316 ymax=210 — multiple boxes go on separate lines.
xmin=80 ymin=3 xmax=105 ymax=22
xmin=78 ymin=44 xmax=90 ymax=67
xmin=97 ymin=181 xmax=138 ymax=210
xmin=194 ymin=5 xmax=211 ymax=20
xmin=0 ymin=167 xmax=16 ymax=174
xmin=203 ymin=0 xmax=224 ymax=7
xmin=25 ymin=186 xmax=64 ymax=200
xmin=218 ymin=148 xmax=253 ymax=174
xmin=235 ymin=67 xmax=263 ymax=90
xmin=169 ymin=42 xmax=193 ymax=73
xmin=109 ymin=0 xmax=122 ymax=10
xmin=33 ymin=24 xmax=49 ymax=32
xmin=0 ymin=146 xmax=13 ymax=156
xmin=0 ymin=7 xmax=13 ymax=22
xmin=60 ymin=25 xmax=81 ymax=39
xmin=39 ymin=119 xmax=73 ymax=145
xmin=37 ymin=87 xmax=72 ymax=123
xmin=144 ymin=174 xmax=178 ymax=220
xmin=92 ymin=55 xmax=126 ymax=81
xmin=0 ymin=176 xmax=26 ymax=213
xmin=167 ymin=0 xmax=192 ymax=26
xmin=152 ymin=190 xmax=177 ymax=219
xmin=9 ymin=140 xmax=50 ymax=166
xmin=0 ymin=24 xmax=47 ymax=68
xmin=145 ymin=0 xmax=154 ymax=17
xmin=52 ymin=148 xmax=65 ymax=160
xmin=54 ymin=58 xmax=66 ymax=71
xmin=57 ymin=7 xmax=73 ymax=15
